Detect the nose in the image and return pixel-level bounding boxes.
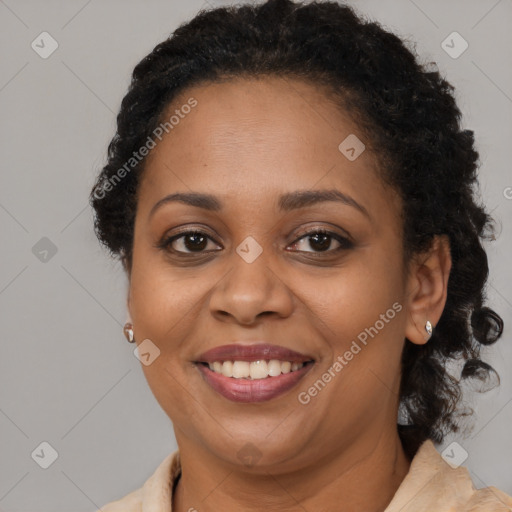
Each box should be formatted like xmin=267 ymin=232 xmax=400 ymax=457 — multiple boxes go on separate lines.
xmin=209 ymin=247 xmax=294 ymax=326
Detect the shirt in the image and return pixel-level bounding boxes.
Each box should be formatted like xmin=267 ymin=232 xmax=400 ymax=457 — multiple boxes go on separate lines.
xmin=98 ymin=440 xmax=512 ymax=511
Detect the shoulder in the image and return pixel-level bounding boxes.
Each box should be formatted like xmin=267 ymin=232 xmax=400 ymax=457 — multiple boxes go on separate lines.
xmin=466 ymin=487 xmax=512 ymax=511
xmin=95 ymin=450 xmax=180 ymax=512
xmin=385 ymin=440 xmax=512 ymax=512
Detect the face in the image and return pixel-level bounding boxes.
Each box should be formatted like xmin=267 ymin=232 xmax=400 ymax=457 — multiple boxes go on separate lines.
xmin=127 ymin=76 xmax=418 ymax=473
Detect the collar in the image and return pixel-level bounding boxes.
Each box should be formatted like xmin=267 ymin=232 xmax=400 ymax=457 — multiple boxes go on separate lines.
xmin=137 ymin=440 xmax=512 ymax=511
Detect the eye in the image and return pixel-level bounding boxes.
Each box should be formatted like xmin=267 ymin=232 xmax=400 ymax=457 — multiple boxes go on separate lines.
xmin=158 ymin=230 xmax=222 ymax=254
xmin=288 ymin=228 xmax=353 ymax=253
xmin=157 ymin=227 xmax=353 ymax=257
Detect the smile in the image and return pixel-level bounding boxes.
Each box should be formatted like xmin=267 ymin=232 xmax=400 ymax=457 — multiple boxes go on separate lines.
xmin=207 ymin=359 xmax=305 ymax=379
xmin=196 ymin=361 xmax=314 ymax=402
xmin=195 ymin=343 xmax=315 ymax=402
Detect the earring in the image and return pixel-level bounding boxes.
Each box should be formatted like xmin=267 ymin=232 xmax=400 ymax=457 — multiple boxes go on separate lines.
xmin=123 ymin=322 xmax=135 ymax=343
xmin=425 ymin=320 xmax=433 ymax=338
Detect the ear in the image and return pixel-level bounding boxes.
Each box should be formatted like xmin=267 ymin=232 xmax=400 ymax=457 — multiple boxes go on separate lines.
xmin=404 ymin=235 xmax=452 ymax=345
xmin=121 ymin=253 xmax=131 ymax=276
xmin=126 ymin=290 xmax=132 ymax=321
xmin=122 ymin=254 xmax=133 ymax=321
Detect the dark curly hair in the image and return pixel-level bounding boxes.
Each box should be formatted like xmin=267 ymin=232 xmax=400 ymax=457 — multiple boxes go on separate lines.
xmin=90 ymin=0 xmax=504 ymax=458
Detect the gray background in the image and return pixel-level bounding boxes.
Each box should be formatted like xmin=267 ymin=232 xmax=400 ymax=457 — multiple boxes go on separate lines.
xmin=0 ymin=0 xmax=511 ymax=510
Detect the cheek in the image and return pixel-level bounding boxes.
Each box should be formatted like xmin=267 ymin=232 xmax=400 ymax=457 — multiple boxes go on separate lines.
xmin=300 ymin=257 xmax=403 ymax=345
xmin=130 ymin=270 xmax=204 ymax=345
xmin=128 ymin=264 xmax=207 ymax=421
xmin=302 ymin=253 xmax=406 ymax=413
xmin=128 ymin=231 xmax=204 ymax=339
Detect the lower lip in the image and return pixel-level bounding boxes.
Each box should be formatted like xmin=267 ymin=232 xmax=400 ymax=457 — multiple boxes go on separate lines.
xmin=196 ymin=363 xmax=313 ymax=403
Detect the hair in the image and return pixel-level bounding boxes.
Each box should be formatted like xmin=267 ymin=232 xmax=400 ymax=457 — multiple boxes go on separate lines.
xmin=90 ymin=0 xmax=504 ymax=458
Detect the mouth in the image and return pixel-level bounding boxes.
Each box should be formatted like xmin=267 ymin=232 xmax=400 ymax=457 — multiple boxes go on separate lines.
xmin=194 ymin=343 xmax=315 ymax=403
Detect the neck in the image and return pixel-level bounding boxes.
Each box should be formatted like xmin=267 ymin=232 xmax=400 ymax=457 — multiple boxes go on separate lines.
xmin=173 ymin=429 xmax=410 ymax=512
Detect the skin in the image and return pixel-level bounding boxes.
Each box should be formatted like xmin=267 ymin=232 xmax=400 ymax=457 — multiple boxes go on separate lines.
xmin=125 ymin=76 xmax=452 ymax=512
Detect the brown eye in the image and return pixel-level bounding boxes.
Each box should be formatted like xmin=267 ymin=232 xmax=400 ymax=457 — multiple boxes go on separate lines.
xmin=289 ymin=229 xmax=353 ymax=254
xmin=159 ymin=230 xmax=221 ymax=254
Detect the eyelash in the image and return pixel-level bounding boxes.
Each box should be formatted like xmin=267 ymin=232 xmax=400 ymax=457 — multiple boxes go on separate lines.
xmin=156 ymin=227 xmax=353 ymax=256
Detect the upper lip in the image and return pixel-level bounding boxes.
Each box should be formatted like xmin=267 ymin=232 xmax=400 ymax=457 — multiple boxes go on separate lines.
xmin=196 ymin=343 xmax=314 ymax=363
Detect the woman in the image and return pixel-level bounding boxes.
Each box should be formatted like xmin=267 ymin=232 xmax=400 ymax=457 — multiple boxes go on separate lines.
xmin=91 ymin=0 xmax=511 ymax=510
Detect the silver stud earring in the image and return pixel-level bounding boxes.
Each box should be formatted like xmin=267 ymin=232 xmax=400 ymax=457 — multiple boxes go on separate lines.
xmin=123 ymin=322 xmax=135 ymax=343
xmin=425 ymin=320 xmax=433 ymax=338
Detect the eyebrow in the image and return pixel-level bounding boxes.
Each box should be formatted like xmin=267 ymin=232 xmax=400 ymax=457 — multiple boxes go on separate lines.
xmin=149 ymin=189 xmax=370 ymax=220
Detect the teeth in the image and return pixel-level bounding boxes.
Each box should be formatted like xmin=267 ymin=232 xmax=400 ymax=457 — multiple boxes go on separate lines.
xmin=267 ymin=359 xmax=281 ymax=377
xmin=221 ymin=360 xmax=233 ymax=378
xmin=250 ymin=360 xmax=268 ymax=379
xmin=232 ymin=361 xmax=250 ymax=378
xmin=281 ymin=361 xmax=292 ymax=374
xmin=207 ymin=359 xmax=305 ymax=379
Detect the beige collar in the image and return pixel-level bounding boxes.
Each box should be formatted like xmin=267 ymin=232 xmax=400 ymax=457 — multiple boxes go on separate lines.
xmin=102 ymin=440 xmax=512 ymax=511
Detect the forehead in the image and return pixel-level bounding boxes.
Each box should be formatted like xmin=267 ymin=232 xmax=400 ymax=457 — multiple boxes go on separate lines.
xmin=138 ymin=76 xmax=400 ymax=227
xmin=151 ymin=76 xmax=364 ymax=161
